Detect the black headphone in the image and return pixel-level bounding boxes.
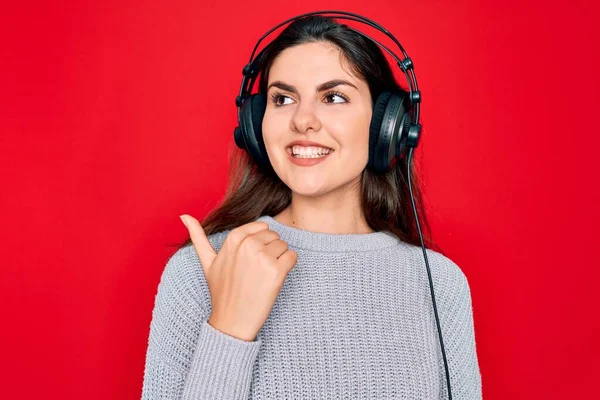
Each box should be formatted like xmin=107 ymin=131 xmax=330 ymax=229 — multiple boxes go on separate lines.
xmin=233 ymin=10 xmax=422 ymax=174
xmin=232 ymin=10 xmax=453 ymax=400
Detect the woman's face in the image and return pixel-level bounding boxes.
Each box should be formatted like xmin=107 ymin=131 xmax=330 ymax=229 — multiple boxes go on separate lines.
xmin=262 ymin=41 xmax=373 ymax=198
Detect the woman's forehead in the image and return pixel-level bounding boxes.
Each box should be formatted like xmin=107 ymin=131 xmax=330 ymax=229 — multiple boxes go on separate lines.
xmin=267 ymin=43 xmax=364 ymax=89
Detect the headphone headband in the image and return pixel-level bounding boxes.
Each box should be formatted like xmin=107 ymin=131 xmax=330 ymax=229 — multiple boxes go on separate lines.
xmin=235 ymin=10 xmax=422 ymax=143
xmin=233 ymin=10 xmax=424 ymax=172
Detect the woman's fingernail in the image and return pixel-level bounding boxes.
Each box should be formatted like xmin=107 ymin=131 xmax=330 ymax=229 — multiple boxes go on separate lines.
xmin=179 ymin=215 xmax=188 ymax=227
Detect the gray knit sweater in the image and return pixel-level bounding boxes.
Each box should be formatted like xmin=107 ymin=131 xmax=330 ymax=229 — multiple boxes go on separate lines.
xmin=141 ymin=215 xmax=482 ymax=399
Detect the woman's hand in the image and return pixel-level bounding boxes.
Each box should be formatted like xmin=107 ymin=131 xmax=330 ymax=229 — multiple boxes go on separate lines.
xmin=180 ymin=214 xmax=297 ymax=341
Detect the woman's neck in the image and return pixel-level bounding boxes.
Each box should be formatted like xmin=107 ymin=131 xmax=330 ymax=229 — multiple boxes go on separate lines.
xmin=273 ymin=201 xmax=373 ymax=235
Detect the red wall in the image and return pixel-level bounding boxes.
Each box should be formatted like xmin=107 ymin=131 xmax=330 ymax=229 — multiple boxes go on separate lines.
xmin=1 ymin=0 xmax=598 ymax=398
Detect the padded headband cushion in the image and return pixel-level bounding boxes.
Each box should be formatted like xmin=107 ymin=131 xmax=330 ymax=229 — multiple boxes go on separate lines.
xmin=241 ymin=94 xmax=266 ymax=154
xmin=369 ymin=91 xmax=392 ymax=163
xmin=244 ymin=93 xmax=269 ymax=169
xmin=250 ymin=94 xmax=267 ymax=142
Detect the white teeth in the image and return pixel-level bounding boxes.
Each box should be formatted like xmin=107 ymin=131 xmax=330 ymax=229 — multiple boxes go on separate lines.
xmin=293 ymin=153 xmax=330 ymax=159
xmin=290 ymin=145 xmax=332 ymax=158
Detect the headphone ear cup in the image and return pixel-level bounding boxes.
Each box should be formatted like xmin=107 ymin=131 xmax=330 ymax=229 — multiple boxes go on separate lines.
xmin=368 ymin=92 xmax=392 ymax=172
xmin=369 ymin=91 xmax=410 ymax=173
xmin=238 ymin=94 xmax=271 ymax=171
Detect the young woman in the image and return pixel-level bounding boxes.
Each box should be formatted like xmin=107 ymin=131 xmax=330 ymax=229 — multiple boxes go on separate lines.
xmin=141 ymin=14 xmax=482 ymax=399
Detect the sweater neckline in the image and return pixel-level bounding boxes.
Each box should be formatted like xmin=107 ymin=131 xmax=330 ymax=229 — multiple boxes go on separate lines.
xmin=256 ymin=215 xmax=400 ymax=252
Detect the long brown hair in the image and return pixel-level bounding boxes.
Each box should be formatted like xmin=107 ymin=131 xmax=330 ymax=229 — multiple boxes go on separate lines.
xmin=172 ymin=15 xmax=444 ymax=255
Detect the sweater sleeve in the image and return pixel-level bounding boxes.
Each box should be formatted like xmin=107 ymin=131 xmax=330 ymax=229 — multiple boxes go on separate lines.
xmin=141 ymin=244 xmax=263 ymax=400
xmin=429 ymin=251 xmax=483 ymax=400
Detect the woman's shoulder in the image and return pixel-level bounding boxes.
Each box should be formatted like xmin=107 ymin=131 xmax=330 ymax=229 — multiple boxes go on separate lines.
xmin=395 ymin=241 xmax=472 ymax=300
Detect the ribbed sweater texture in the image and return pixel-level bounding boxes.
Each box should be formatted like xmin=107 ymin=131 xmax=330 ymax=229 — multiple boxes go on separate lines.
xmin=141 ymin=215 xmax=482 ymax=399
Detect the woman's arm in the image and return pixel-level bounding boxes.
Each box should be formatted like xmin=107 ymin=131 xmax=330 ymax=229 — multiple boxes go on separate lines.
xmin=428 ymin=250 xmax=483 ymax=400
xmin=141 ymin=244 xmax=262 ymax=400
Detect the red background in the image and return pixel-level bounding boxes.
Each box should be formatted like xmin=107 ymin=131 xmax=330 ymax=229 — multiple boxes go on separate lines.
xmin=1 ymin=0 xmax=598 ymax=398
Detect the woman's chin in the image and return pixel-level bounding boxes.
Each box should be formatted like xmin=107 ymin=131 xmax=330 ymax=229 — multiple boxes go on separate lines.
xmin=287 ymin=182 xmax=329 ymax=197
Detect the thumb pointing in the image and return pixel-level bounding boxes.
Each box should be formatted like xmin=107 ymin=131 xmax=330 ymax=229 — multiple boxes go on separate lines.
xmin=180 ymin=214 xmax=217 ymax=274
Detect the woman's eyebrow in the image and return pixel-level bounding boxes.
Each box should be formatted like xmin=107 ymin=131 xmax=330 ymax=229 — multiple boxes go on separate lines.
xmin=267 ymin=79 xmax=358 ymax=93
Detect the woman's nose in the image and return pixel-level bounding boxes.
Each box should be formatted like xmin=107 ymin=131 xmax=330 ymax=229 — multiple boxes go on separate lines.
xmin=290 ymin=102 xmax=322 ymax=133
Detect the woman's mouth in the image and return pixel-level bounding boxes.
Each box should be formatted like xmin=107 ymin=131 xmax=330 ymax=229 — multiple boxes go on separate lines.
xmin=285 ymin=146 xmax=334 ymax=167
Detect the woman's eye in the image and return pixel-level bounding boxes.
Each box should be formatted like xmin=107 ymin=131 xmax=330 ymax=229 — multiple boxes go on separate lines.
xmin=271 ymin=92 xmax=348 ymax=106
xmin=277 ymin=95 xmax=294 ymax=106
xmin=270 ymin=94 xmax=294 ymax=106
xmin=325 ymin=93 xmax=347 ymax=104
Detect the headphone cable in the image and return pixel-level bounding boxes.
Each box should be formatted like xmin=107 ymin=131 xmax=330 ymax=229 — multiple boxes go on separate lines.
xmin=407 ymin=146 xmax=452 ymax=399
